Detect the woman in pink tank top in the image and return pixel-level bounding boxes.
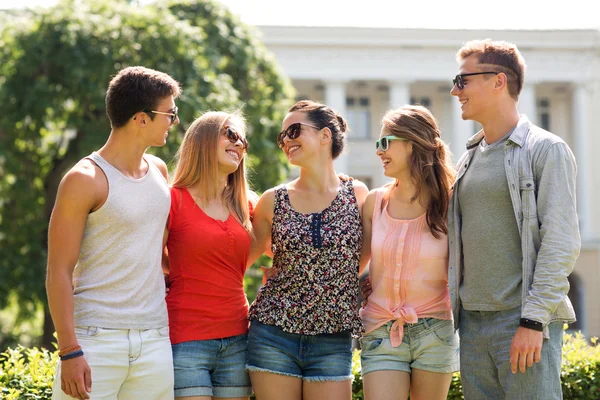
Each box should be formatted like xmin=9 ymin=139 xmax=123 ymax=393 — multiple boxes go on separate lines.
xmin=359 ymin=105 xmax=458 ymax=400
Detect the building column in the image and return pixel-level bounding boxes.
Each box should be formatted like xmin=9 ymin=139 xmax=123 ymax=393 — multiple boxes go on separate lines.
xmin=324 ymin=81 xmax=348 ymax=174
xmin=389 ymin=80 xmax=411 ymax=109
xmin=519 ymin=83 xmax=537 ymax=125
xmin=451 ymin=99 xmax=475 ymax=161
xmin=572 ymin=83 xmax=591 ymax=240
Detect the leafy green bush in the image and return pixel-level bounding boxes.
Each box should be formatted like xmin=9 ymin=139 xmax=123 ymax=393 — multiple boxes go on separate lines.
xmin=1 ymin=331 xmax=598 ymax=399
xmin=0 ymin=346 xmax=57 ymax=399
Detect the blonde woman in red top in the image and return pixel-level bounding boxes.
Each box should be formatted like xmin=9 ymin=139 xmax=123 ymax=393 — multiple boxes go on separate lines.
xmin=164 ymin=111 xmax=254 ymax=400
xmin=359 ymin=105 xmax=458 ymax=400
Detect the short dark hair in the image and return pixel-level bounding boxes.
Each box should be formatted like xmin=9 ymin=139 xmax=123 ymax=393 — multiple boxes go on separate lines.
xmin=288 ymin=100 xmax=348 ymax=159
xmin=456 ymin=39 xmax=526 ymax=100
xmin=105 ymin=66 xmax=182 ymax=128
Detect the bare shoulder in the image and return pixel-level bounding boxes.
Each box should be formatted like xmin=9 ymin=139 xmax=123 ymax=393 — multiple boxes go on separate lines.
xmin=351 ymin=179 xmax=369 ymax=197
xmin=255 ymin=187 xmax=278 ymax=217
xmin=57 ymin=158 xmax=106 ymax=211
xmin=363 ymin=188 xmax=378 ymax=213
xmin=146 ymin=153 xmax=168 ymax=181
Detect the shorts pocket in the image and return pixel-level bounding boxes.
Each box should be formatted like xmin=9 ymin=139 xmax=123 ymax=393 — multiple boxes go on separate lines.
xmin=74 ymin=326 xmax=100 ymax=338
xmin=431 ymin=321 xmax=458 ymax=347
xmin=359 ymin=336 xmax=386 ymax=353
xmin=156 ymin=326 xmax=170 ymax=337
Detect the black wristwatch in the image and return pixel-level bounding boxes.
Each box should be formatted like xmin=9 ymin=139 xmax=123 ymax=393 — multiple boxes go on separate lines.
xmin=520 ymin=318 xmax=543 ymax=332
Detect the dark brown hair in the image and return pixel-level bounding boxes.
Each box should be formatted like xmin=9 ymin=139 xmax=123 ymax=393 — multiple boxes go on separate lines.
xmin=456 ymin=39 xmax=526 ymax=100
xmin=382 ymin=105 xmax=456 ymax=239
xmin=288 ymin=100 xmax=348 ymax=159
xmin=105 ymin=66 xmax=182 ymax=128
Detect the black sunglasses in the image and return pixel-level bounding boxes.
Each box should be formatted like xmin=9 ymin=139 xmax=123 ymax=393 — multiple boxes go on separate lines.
xmin=223 ymin=126 xmax=248 ymax=151
xmin=276 ymin=122 xmax=320 ymax=148
xmin=452 ymin=72 xmax=500 ymax=90
xmin=143 ymin=106 xmax=178 ymax=124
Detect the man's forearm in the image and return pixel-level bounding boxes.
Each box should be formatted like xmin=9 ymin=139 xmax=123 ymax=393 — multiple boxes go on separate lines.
xmin=46 ymin=268 xmax=78 ymax=349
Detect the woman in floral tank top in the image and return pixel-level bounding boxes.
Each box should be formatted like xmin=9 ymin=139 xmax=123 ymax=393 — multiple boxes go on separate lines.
xmin=246 ymin=100 xmax=368 ymax=400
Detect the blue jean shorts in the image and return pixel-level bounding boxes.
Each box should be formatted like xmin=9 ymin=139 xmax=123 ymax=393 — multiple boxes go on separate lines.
xmin=172 ymin=333 xmax=252 ymax=398
xmin=246 ymin=320 xmax=353 ymax=382
xmin=360 ymin=318 xmax=459 ymax=376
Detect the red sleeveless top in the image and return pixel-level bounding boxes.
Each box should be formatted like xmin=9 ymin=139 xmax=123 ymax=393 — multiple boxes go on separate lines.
xmin=166 ymin=187 xmax=251 ymax=344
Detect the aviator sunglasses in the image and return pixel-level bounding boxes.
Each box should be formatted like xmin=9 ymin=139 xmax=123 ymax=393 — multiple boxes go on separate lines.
xmin=375 ymin=135 xmax=406 ymax=151
xmin=452 ymin=72 xmax=500 ymax=90
xmin=223 ymin=125 xmax=248 ymax=151
xmin=143 ymin=106 xmax=178 ymax=124
xmin=276 ymin=122 xmax=321 ymax=148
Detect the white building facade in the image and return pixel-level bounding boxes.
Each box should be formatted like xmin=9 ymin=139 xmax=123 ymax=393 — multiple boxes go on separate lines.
xmin=258 ymin=25 xmax=600 ymax=339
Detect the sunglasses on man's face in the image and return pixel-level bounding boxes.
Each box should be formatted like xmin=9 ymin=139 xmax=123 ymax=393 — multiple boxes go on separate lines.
xmin=452 ymin=72 xmax=500 ymax=90
xmin=144 ymin=106 xmax=178 ymax=124
xmin=375 ymin=135 xmax=406 ymax=152
xmin=276 ymin=122 xmax=321 ymax=148
xmin=223 ymin=126 xmax=248 ymax=151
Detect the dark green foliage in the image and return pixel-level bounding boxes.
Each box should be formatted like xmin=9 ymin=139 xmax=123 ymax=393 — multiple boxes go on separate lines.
xmin=0 ymin=0 xmax=294 ymax=345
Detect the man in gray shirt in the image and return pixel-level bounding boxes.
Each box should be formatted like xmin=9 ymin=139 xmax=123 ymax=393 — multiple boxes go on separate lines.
xmin=449 ymin=39 xmax=580 ymax=399
xmin=46 ymin=67 xmax=181 ymax=400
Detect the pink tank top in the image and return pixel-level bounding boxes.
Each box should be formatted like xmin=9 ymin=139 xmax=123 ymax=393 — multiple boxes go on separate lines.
xmin=359 ymin=188 xmax=452 ymax=347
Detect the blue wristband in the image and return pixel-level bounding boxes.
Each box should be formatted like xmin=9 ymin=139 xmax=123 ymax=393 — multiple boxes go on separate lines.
xmin=60 ymin=349 xmax=84 ymax=361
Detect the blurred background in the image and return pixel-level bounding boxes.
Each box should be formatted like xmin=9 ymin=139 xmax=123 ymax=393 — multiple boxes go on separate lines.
xmin=1 ymin=0 xmax=598 ymax=351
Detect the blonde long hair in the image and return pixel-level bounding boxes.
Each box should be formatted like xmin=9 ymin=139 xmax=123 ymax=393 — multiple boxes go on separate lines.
xmin=171 ymin=111 xmax=251 ymax=232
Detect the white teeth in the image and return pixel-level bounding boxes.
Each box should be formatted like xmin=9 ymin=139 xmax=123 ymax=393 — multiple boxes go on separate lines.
xmin=226 ymin=150 xmax=239 ymax=160
xmin=288 ymin=145 xmax=300 ymax=155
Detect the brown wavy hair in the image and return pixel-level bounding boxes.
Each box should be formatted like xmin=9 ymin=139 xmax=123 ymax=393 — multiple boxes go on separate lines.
xmin=382 ymin=105 xmax=456 ymax=239
xmin=171 ymin=111 xmax=251 ymax=233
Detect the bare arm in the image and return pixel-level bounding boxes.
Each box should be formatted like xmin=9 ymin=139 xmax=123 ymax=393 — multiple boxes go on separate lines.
xmin=247 ymin=189 xmax=275 ymax=268
xmin=359 ymin=190 xmax=376 ymax=275
xmin=46 ymin=161 xmax=104 ymax=399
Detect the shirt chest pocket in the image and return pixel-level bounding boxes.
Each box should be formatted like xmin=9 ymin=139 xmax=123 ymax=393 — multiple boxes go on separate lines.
xmin=519 ymin=177 xmax=537 ymax=219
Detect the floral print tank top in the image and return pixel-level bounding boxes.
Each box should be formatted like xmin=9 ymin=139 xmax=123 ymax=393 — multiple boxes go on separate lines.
xmin=248 ymin=178 xmax=363 ymax=337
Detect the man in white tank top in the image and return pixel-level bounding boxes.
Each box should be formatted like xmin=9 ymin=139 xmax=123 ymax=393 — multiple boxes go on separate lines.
xmin=46 ymin=66 xmax=181 ymax=400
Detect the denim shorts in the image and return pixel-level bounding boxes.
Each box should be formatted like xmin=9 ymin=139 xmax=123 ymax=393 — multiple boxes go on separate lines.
xmin=172 ymin=334 xmax=252 ymax=398
xmin=246 ymin=320 xmax=353 ymax=382
xmin=360 ymin=318 xmax=459 ymax=376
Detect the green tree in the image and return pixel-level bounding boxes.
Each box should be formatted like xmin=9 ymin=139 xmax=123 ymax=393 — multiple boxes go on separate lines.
xmin=0 ymin=0 xmax=294 ymax=348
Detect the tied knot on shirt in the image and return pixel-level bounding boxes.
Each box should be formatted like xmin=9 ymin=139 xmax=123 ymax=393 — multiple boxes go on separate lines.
xmin=389 ymin=306 xmax=418 ymax=347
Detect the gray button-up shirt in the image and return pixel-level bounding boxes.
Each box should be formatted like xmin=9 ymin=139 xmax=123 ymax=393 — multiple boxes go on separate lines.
xmin=448 ymin=115 xmax=580 ymax=337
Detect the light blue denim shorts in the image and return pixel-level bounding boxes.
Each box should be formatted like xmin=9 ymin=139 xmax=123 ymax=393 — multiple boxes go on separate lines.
xmin=360 ymin=318 xmax=459 ymax=376
xmin=246 ymin=320 xmax=353 ymax=382
xmin=172 ymin=333 xmax=252 ymax=398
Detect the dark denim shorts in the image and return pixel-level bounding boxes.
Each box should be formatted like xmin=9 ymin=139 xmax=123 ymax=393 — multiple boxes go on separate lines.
xmin=246 ymin=320 xmax=353 ymax=382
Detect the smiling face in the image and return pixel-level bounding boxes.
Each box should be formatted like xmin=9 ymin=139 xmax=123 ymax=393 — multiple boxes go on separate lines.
xmin=376 ymin=128 xmax=412 ymax=178
xmin=450 ymin=55 xmax=498 ymax=124
xmin=217 ymin=119 xmax=246 ymax=175
xmin=279 ymin=111 xmax=323 ymax=166
xmin=146 ymin=95 xmax=179 ymax=147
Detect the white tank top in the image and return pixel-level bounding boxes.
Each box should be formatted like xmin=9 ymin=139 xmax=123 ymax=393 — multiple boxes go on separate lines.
xmin=72 ymin=152 xmax=170 ymax=329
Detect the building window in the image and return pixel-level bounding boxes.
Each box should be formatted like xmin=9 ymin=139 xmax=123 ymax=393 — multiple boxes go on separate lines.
xmin=346 ymin=97 xmax=371 ymax=139
xmin=409 ymin=96 xmax=431 ymax=108
xmin=538 ymin=98 xmax=551 ymax=131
